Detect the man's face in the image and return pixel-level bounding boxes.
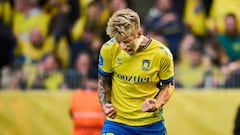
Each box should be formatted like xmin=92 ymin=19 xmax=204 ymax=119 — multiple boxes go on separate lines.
xmin=42 ymin=55 xmax=58 ymax=71
xmin=30 ymin=28 xmax=44 ymax=48
xmin=117 ymin=36 xmax=138 ymax=55
xmin=225 ymin=16 xmax=238 ymax=36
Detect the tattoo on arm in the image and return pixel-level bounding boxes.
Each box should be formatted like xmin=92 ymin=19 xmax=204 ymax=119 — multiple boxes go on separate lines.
xmin=98 ymin=73 xmax=112 ymax=106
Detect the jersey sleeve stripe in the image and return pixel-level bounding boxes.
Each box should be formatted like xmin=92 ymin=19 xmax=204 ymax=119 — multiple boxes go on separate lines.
xmin=98 ymin=68 xmax=112 ymax=77
xmin=161 ymin=76 xmax=174 ymax=84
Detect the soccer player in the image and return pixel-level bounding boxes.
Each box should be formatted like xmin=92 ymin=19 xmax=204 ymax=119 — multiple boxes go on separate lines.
xmin=98 ymin=8 xmax=175 ymax=135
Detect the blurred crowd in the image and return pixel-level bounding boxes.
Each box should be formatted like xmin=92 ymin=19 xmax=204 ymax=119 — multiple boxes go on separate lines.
xmin=0 ymin=0 xmax=239 ymax=90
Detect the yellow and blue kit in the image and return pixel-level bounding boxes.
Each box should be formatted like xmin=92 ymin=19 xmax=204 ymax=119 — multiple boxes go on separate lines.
xmin=98 ymin=38 xmax=174 ymax=134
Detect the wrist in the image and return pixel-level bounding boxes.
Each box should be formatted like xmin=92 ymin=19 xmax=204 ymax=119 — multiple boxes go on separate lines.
xmin=155 ymin=103 xmax=163 ymax=109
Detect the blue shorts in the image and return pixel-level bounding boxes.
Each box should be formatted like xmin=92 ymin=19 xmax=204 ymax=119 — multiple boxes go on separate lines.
xmin=101 ymin=120 xmax=166 ymax=135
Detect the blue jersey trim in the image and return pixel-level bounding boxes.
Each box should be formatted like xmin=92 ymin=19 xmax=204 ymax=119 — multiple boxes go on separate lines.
xmin=156 ymin=82 xmax=162 ymax=90
xmin=161 ymin=76 xmax=174 ymax=84
xmin=98 ymin=68 xmax=112 ymax=77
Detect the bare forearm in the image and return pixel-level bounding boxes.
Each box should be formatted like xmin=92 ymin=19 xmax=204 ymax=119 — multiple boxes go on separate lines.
xmin=98 ymin=74 xmax=112 ymax=107
xmin=155 ymin=81 xmax=175 ymax=109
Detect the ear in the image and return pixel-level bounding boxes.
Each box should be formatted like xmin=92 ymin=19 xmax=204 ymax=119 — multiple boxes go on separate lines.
xmin=137 ymin=30 xmax=142 ymax=38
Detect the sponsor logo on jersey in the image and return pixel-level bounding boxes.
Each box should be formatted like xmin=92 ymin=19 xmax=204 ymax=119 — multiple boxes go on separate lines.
xmin=99 ymin=54 xmax=103 ymax=66
xmin=114 ymin=71 xmax=150 ymax=83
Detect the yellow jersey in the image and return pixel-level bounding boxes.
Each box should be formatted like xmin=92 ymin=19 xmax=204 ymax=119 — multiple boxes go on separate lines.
xmin=98 ymin=38 xmax=174 ymax=126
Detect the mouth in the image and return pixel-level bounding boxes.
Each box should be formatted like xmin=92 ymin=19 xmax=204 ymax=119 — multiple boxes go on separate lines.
xmin=125 ymin=49 xmax=135 ymax=55
xmin=126 ymin=48 xmax=132 ymax=52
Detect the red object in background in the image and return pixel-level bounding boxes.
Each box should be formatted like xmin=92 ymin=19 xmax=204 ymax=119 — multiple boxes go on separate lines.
xmin=70 ymin=89 xmax=105 ymax=135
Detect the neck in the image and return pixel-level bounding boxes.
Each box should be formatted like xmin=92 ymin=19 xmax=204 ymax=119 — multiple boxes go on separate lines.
xmin=137 ymin=36 xmax=148 ymax=51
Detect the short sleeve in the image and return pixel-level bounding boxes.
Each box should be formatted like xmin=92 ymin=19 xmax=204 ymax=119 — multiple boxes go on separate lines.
xmin=98 ymin=40 xmax=114 ymax=77
xmin=159 ymin=51 xmax=174 ymax=84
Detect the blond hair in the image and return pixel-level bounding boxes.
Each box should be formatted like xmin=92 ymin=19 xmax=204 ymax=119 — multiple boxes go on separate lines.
xmin=106 ymin=8 xmax=141 ymax=40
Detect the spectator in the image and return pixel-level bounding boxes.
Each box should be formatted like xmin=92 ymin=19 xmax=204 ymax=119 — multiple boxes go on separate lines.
xmin=71 ymin=0 xmax=106 ymax=42
xmin=178 ymin=32 xmax=198 ymax=64
xmin=176 ymin=43 xmax=219 ymax=88
xmin=22 ymin=53 xmax=65 ymax=90
xmin=217 ymin=13 xmax=240 ymax=62
xmin=44 ymin=0 xmax=72 ymax=44
xmin=206 ymin=0 xmax=240 ymax=34
xmin=44 ymin=32 xmax=70 ymax=69
xmin=203 ymin=38 xmax=228 ymax=86
xmin=14 ymin=28 xmax=52 ymax=67
xmin=183 ymin=0 xmax=207 ymax=39
xmin=0 ymin=19 xmax=16 ymax=69
xmin=203 ymin=37 xmax=228 ymax=68
xmin=144 ymin=26 xmax=169 ymax=46
xmin=70 ymin=29 xmax=95 ymax=68
xmin=15 ymin=27 xmax=70 ymax=69
xmin=108 ymin=0 xmax=131 ymax=13
xmin=98 ymin=0 xmax=131 ymax=42
xmin=74 ymin=51 xmax=97 ymax=89
xmin=144 ymin=0 xmax=184 ymax=62
xmin=86 ymin=37 xmax=103 ymax=69
xmin=12 ymin=0 xmax=50 ymax=41
xmin=65 ymin=51 xmax=97 ymax=90
xmin=216 ymin=13 xmax=240 ymax=88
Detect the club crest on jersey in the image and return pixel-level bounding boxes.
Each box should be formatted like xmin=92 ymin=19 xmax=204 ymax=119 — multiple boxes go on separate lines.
xmin=116 ymin=58 xmax=122 ymax=64
xmin=142 ymin=59 xmax=150 ymax=71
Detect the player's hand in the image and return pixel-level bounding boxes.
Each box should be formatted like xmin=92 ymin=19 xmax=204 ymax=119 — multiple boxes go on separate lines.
xmin=103 ymin=103 xmax=117 ymax=119
xmin=141 ymin=98 xmax=158 ymax=112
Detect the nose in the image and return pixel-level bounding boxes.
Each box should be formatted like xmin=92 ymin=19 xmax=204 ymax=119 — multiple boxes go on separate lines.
xmin=120 ymin=42 xmax=127 ymax=50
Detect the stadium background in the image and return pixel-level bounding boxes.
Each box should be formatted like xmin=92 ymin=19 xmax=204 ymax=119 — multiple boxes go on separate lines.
xmin=0 ymin=90 xmax=239 ymax=135
xmin=0 ymin=0 xmax=240 ymax=135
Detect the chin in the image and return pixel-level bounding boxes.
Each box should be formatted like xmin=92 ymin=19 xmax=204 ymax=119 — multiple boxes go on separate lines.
xmin=127 ymin=51 xmax=135 ymax=56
